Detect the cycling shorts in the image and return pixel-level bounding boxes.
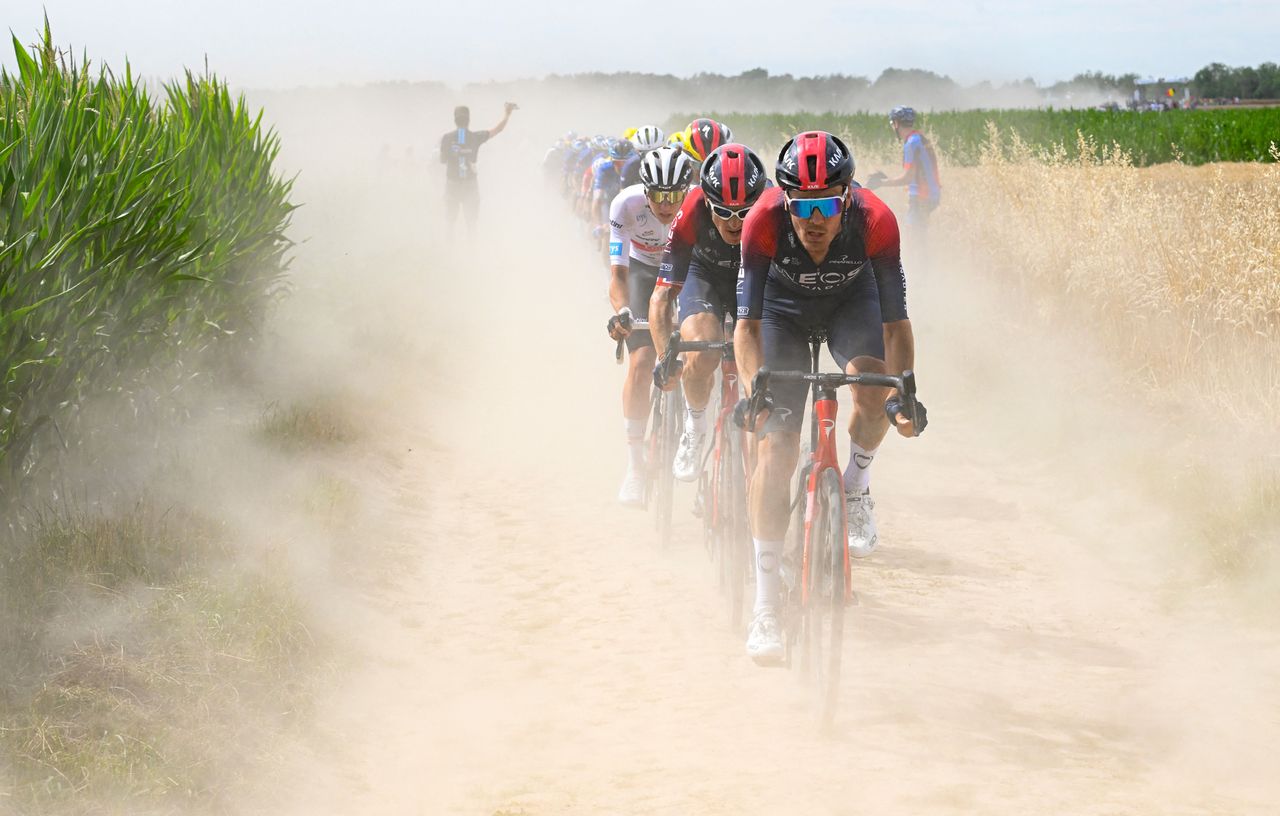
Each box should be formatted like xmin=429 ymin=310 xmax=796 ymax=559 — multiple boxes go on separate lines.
xmin=676 ymin=262 xmax=736 ymax=325
xmin=760 ymin=271 xmax=885 ymax=435
xmin=625 ymin=259 xmax=659 ymax=352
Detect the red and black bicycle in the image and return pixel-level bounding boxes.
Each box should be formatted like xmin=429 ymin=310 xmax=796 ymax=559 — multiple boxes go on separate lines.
xmin=655 ymin=330 xmax=753 ymax=630
xmin=742 ymin=335 xmax=919 ymax=725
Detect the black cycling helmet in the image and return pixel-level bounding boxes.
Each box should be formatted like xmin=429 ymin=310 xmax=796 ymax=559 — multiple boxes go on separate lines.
xmin=608 ymin=139 xmax=636 ymax=161
xmin=889 ymin=106 xmax=916 ymax=125
xmin=701 ymin=143 xmax=767 ymax=208
xmin=775 ymin=131 xmax=854 ymax=192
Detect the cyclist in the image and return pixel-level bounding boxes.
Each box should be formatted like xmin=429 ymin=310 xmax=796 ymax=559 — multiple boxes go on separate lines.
xmin=606 ymin=147 xmax=696 ymax=506
xmin=867 ymin=106 xmax=942 ymax=236
xmin=591 ymin=139 xmax=637 ymax=231
xmin=650 ymin=143 xmax=768 ymax=482
xmin=734 ymin=131 xmax=928 ymax=662
xmin=622 ymin=125 xmax=666 ymax=187
xmin=576 ymin=135 xmax=613 ymax=218
xmin=682 ymin=118 xmax=734 ymax=164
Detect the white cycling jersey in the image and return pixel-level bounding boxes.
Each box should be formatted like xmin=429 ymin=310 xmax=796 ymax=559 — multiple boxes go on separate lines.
xmin=608 ymin=184 xmax=671 ymax=268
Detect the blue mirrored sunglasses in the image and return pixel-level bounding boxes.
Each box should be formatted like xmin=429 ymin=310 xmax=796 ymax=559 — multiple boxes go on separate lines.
xmin=786 ymin=195 xmax=844 ymax=219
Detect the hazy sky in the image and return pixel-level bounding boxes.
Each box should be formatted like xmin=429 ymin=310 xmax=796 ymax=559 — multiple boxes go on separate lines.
xmin=6 ymin=1 xmax=1278 ymax=89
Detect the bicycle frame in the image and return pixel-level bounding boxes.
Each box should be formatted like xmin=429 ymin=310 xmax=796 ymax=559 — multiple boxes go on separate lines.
xmin=748 ymin=340 xmax=916 ymax=609
xmin=801 ymin=355 xmax=850 ymax=607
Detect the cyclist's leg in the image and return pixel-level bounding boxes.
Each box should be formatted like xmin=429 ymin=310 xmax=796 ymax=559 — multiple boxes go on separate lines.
xmin=827 ymin=274 xmax=892 ymax=486
xmin=675 ymin=269 xmax=727 ymax=412
xmin=623 ymin=259 xmax=660 ymax=428
xmin=828 ymin=275 xmax=891 ymax=555
xmin=748 ymin=296 xmax=811 ymax=611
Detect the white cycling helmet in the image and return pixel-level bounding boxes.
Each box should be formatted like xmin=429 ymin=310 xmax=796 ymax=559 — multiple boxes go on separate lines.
xmin=630 ymin=125 xmax=666 ymax=154
xmin=639 ymin=146 xmax=694 ymax=192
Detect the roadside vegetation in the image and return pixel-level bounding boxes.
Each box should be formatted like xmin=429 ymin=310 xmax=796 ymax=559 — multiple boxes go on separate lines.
xmin=0 ymin=27 xmax=322 ymax=813
xmin=674 ymin=108 xmax=1280 ymax=166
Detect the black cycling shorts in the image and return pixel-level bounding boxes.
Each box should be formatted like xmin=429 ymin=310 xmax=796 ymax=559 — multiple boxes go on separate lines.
xmin=676 ymin=261 xmax=737 ymax=325
xmin=760 ymin=271 xmax=885 ymax=435
xmin=625 ymin=259 xmax=659 ymax=352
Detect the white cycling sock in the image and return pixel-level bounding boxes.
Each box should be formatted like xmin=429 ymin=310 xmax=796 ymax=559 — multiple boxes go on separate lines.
xmin=625 ymin=418 xmax=646 ymax=471
xmin=685 ymin=406 xmax=707 ymax=437
xmin=753 ymin=538 xmax=783 ymax=613
xmin=843 ymin=440 xmax=877 ymax=494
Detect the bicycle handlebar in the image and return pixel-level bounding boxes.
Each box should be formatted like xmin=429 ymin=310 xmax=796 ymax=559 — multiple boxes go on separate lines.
xmin=613 ymin=316 xmax=650 ymax=363
xmin=742 ymin=367 xmax=921 ymax=434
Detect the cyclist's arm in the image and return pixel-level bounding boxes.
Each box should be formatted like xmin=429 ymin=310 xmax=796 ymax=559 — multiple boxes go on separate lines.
xmin=649 ymin=285 xmax=677 ymax=360
xmin=734 ymin=318 xmax=765 ymax=397
xmin=734 ymin=197 xmax=777 ymax=395
xmin=883 ymin=319 xmax=915 ymax=378
xmin=651 ymin=202 xmax=698 ymax=359
xmin=607 ymin=197 xmax=631 ymax=314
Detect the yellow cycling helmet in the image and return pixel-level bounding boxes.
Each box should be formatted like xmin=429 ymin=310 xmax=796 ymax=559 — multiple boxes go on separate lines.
xmin=623 ymin=127 xmax=639 ymax=140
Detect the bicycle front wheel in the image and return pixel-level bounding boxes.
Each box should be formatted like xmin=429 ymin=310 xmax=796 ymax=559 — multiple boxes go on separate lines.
xmin=653 ymin=385 xmax=684 ymax=547
xmin=802 ymin=467 xmax=847 ymax=728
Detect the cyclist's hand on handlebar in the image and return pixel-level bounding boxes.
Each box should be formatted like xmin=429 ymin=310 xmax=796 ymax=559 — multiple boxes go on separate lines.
xmin=653 ymin=358 xmax=683 ymax=391
xmin=885 ymin=394 xmax=928 ymax=437
xmin=732 ymin=393 xmax=772 ymax=431
xmin=607 ymin=307 xmax=633 ymax=341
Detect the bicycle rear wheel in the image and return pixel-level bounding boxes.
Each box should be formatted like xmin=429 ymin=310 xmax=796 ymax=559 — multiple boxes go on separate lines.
xmin=801 ymin=467 xmax=847 ymax=728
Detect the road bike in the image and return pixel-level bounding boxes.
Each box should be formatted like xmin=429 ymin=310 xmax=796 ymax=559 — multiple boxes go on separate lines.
xmin=656 ymin=329 xmax=752 ymax=630
xmin=742 ymin=332 xmax=919 ymax=725
xmin=615 ymin=316 xmax=683 ymax=547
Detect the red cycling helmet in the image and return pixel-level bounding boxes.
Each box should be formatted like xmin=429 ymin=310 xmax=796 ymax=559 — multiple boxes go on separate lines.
xmin=775 ymin=131 xmax=854 ymax=191
xmin=685 ymin=118 xmax=734 ymax=162
xmin=701 ymin=143 xmax=767 ymax=208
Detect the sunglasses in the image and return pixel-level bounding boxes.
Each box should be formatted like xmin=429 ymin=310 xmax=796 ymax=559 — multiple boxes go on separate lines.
xmin=786 ymin=194 xmax=845 ymax=220
xmin=646 ymin=188 xmax=688 ymax=204
xmin=708 ymin=202 xmax=752 ymax=220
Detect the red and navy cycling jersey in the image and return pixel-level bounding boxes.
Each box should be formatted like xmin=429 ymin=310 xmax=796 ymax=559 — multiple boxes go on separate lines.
xmin=737 ymin=186 xmax=908 ymax=322
xmin=656 ymin=187 xmax=740 ymax=287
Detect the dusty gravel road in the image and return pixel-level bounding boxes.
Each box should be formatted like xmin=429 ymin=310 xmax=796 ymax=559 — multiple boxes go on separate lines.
xmin=260 ymin=150 xmax=1280 ymax=816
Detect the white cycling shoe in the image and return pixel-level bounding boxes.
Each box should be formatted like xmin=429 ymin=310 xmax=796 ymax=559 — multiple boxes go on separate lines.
xmin=846 ymin=490 xmax=879 ymax=559
xmin=672 ymin=430 xmax=706 ymax=483
xmin=617 ymin=468 xmax=645 ymax=508
xmin=746 ymin=608 xmax=784 ymax=664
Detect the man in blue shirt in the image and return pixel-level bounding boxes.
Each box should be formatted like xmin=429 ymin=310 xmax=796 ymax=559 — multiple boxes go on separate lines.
xmin=440 ymin=102 xmax=517 ymax=233
xmin=867 ymin=106 xmax=941 ymax=238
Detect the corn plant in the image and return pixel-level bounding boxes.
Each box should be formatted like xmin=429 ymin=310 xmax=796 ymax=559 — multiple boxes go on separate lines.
xmin=0 ymin=26 xmax=295 ymax=492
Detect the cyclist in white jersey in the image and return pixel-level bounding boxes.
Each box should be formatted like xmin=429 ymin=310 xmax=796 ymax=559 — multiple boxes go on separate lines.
xmin=605 ymin=147 xmax=695 ymax=506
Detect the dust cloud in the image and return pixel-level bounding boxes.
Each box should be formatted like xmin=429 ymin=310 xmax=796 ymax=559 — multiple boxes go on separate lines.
xmin=187 ymin=82 xmax=1280 ymax=816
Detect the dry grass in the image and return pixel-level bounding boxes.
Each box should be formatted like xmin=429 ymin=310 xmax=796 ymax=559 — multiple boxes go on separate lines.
xmin=937 ymin=129 xmax=1280 ymax=420
xmin=0 ymin=499 xmax=320 ymax=814
xmin=932 ymin=131 xmax=1280 ymax=582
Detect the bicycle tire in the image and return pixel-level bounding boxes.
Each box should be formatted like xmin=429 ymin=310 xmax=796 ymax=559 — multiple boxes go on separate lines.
xmin=714 ymin=425 xmax=749 ymax=631
xmin=653 ymin=385 xmax=683 ymax=547
xmin=802 ymin=467 xmax=846 ymax=728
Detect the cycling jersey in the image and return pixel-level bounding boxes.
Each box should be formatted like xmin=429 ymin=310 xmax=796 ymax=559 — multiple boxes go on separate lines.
xmin=592 ymin=156 xmax=625 ymax=199
xmin=737 ymin=187 xmax=907 ymax=323
xmin=620 ymin=153 xmax=643 ymax=188
xmin=902 ymin=130 xmax=942 ymax=201
xmin=609 ymin=185 xmax=673 ymax=268
xmin=656 ymin=187 xmax=740 ymax=287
